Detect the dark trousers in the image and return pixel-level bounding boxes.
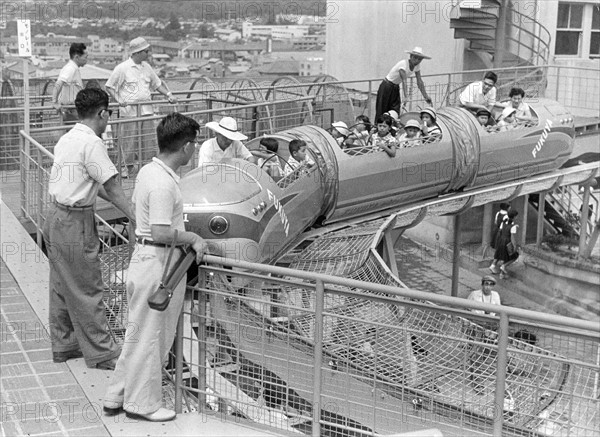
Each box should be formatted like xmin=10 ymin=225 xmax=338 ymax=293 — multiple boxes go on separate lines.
xmin=43 ymin=204 xmax=120 ymax=367
xmin=375 ymin=79 xmax=400 ymax=121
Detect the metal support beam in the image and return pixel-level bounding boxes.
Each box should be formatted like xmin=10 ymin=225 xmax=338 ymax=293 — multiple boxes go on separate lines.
xmin=451 ymin=213 xmax=463 ymax=298
xmin=493 ymin=0 xmax=509 ymax=68
xmin=493 ymin=312 xmax=510 ymax=436
xmin=536 ymin=191 xmax=546 ymax=247
xmin=579 ymin=185 xmax=592 ymax=256
xmin=482 ymin=203 xmax=493 ymax=258
xmin=312 ymin=279 xmax=325 ymax=437
xmin=521 ymin=194 xmax=529 ymax=246
xmin=383 ymin=229 xmax=400 ymax=278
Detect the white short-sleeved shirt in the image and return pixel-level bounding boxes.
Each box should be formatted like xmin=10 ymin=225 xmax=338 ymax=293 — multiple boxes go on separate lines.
xmin=48 ymin=123 xmax=118 ymax=207
xmin=56 ymin=60 xmax=83 ymax=105
xmin=133 ymin=157 xmax=185 ymax=239
xmin=514 ymin=101 xmax=532 ymax=119
xmin=459 ymin=81 xmax=497 ymax=107
xmin=197 ymin=138 xmax=252 ymax=166
xmin=105 ymin=58 xmax=162 ymax=117
xmin=385 ymin=59 xmax=420 ymax=85
xmin=467 ymin=289 xmax=501 ymax=315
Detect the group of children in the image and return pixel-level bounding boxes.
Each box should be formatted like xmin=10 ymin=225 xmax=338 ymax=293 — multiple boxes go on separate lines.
xmin=255 ymin=137 xmax=314 ymax=180
xmin=329 ymin=107 xmax=443 ymax=158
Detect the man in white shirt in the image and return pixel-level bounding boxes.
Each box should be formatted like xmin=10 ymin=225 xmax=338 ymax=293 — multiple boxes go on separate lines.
xmin=467 ymin=275 xmax=502 ymax=316
xmin=52 ymin=43 xmax=88 ymax=123
xmin=106 ymin=37 xmax=178 ymax=177
xmin=375 ymin=46 xmax=433 ymax=121
xmin=44 ymin=88 xmax=133 ymax=370
xmin=197 ymin=116 xmax=257 ymax=166
xmin=459 ymin=71 xmax=504 ymax=113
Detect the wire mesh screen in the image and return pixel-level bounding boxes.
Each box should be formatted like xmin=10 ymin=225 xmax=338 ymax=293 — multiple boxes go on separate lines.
xmin=177 ymin=263 xmax=599 ymax=437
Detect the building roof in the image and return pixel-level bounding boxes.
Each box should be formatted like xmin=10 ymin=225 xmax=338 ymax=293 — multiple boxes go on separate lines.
xmin=257 ymin=59 xmax=299 ymax=75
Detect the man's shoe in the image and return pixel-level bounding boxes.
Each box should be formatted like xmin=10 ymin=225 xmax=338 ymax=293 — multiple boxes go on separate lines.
xmin=53 ymin=350 xmax=83 ymax=363
xmin=126 ymin=408 xmax=176 ymax=422
xmin=103 ymin=400 xmax=123 ymax=415
xmin=95 ymin=357 xmax=118 ymax=370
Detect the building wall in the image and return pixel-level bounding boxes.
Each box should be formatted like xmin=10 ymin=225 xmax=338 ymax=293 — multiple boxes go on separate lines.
xmin=326 ymin=0 xmax=465 ymax=89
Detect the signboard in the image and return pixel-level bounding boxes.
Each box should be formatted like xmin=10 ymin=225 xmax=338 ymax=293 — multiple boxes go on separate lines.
xmin=17 ymin=19 xmax=32 ymax=57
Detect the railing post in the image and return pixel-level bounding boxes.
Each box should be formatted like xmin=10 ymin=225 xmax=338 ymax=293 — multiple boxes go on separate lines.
xmin=198 ymin=267 xmax=207 ymax=411
xmin=174 ymin=309 xmax=184 ymax=413
xmin=521 ymin=194 xmax=529 ymax=246
xmin=482 ymin=203 xmax=493 ymax=258
xmin=19 ymin=134 xmax=27 ymax=218
xmin=578 ymin=184 xmax=591 ymax=257
xmin=555 ymin=66 xmax=561 ymax=101
xmin=493 ymin=312 xmax=510 ymax=437
xmin=451 ymin=213 xmax=462 ymax=298
xmin=36 ymin=147 xmax=43 ymax=246
xmin=536 ymin=191 xmax=546 ymax=247
xmin=446 ymin=73 xmax=452 ymax=106
xmin=312 ymin=279 xmax=325 ymax=437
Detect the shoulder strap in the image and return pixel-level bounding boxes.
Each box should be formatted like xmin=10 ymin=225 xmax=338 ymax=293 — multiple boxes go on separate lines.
xmin=160 ymin=230 xmax=178 ymax=285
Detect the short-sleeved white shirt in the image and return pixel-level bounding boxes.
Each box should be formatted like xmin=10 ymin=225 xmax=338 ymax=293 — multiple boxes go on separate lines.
xmin=514 ymin=101 xmax=532 ymax=119
xmin=467 ymin=289 xmax=501 ymax=315
xmin=56 ymin=60 xmax=83 ymax=105
xmin=133 ymin=157 xmax=185 ymax=239
xmin=197 ymin=137 xmax=252 ymax=166
xmin=459 ymin=81 xmax=497 ymax=107
xmin=105 ymin=58 xmax=162 ymax=117
xmin=48 ymin=123 xmax=118 ymax=207
xmin=385 ymin=59 xmax=420 ymax=85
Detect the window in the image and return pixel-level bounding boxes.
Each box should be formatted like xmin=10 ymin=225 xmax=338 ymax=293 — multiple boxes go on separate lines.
xmin=591 ymin=4 xmax=600 ymax=57
xmin=555 ymin=3 xmax=584 ymax=55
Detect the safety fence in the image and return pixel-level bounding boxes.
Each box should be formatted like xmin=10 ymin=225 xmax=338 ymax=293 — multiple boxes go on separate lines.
xmin=166 ymin=255 xmax=600 ymax=437
xmin=4 ymin=64 xmax=599 ymax=171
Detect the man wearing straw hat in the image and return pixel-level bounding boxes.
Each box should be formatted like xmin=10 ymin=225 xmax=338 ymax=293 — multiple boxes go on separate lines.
xmin=197 ymin=116 xmax=257 ymax=166
xmin=375 ymin=46 xmax=433 ymax=121
xmin=106 ymin=37 xmax=178 ymax=178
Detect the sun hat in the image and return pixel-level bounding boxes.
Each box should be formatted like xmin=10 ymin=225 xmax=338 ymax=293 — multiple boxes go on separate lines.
xmin=332 ymin=121 xmax=350 ymax=136
xmin=384 ymin=110 xmax=399 ymax=122
xmin=476 ymin=108 xmax=492 ymax=118
xmin=129 ymin=37 xmax=150 ymax=54
xmin=420 ymin=107 xmax=437 ymax=122
xmin=206 ymin=117 xmax=248 ymax=141
xmin=482 ymin=275 xmax=497 ymax=285
xmin=405 ymin=46 xmax=431 ymax=60
xmin=404 ymin=119 xmax=422 ymax=130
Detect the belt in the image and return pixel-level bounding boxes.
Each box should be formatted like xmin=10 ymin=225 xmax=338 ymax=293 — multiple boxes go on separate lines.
xmin=136 ymin=237 xmax=171 ymax=248
xmin=383 ymin=78 xmax=398 ymax=85
xmin=54 ymin=202 xmax=94 ymax=211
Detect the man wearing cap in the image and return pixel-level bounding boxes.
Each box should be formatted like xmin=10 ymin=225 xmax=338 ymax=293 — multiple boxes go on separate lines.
xmin=467 ymin=276 xmax=501 ymax=316
xmin=459 ymin=71 xmax=504 ymax=114
xmin=197 ymin=116 xmax=257 ymax=166
xmin=52 ymin=42 xmax=88 ymax=124
xmin=375 ymin=46 xmax=433 ymax=121
xmin=106 ymin=37 xmax=178 ymax=177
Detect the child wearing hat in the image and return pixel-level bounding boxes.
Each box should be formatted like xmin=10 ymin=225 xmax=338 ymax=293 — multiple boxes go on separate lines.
xmin=331 ymin=121 xmax=350 ymax=147
xmin=420 ymin=107 xmax=441 ymax=143
xmin=496 ymin=106 xmax=518 ymax=131
xmin=397 ymin=119 xmax=422 ymax=148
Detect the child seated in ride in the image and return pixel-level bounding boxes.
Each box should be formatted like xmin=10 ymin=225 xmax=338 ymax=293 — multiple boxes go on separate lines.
xmin=330 ymin=121 xmax=350 ymax=147
xmin=496 ymin=107 xmax=518 ymax=131
xmin=420 ymin=107 xmax=442 ymax=144
xmin=256 ymin=137 xmax=283 ymax=179
xmin=346 ymin=115 xmax=372 ymax=147
xmin=284 ymin=139 xmax=314 ymax=176
xmin=397 ymin=119 xmax=422 ymax=148
xmin=476 ymin=108 xmax=494 ymax=132
xmin=370 ymin=115 xmax=398 ymax=157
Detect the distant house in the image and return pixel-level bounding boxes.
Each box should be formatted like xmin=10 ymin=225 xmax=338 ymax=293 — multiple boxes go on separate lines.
xmin=214 ymin=28 xmax=242 ymax=42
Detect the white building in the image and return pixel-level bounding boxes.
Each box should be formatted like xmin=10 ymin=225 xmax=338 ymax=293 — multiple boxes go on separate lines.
xmin=242 ymin=22 xmax=309 ymax=40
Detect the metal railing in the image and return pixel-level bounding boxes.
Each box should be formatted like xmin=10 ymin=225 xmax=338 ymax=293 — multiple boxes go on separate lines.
xmin=172 ymin=254 xmax=599 ymax=437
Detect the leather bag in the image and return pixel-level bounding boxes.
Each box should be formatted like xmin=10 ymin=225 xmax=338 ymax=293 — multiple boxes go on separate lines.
xmin=147 ymin=231 xmax=178 ymax=312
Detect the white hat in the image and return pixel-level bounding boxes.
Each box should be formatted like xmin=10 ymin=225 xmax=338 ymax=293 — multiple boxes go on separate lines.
xmin=332 ymin=121 xmax=350 ymax=136
xmin=206 ymin=117 xmax=248 ymax=141
xmin=405 ymin=46 xmax=431 ymax=60
xmin=384 ymin=110 xmax=399 ymax=121
xmin=499 ymin=106 xmax=517 ymax=120
xmin=420 ymin=107 xmax=437 ymax=122
xmin=404 ymin=119 xmax=422 ymax=130
xmin=129 ymin=37 xmax=150 ymax=54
